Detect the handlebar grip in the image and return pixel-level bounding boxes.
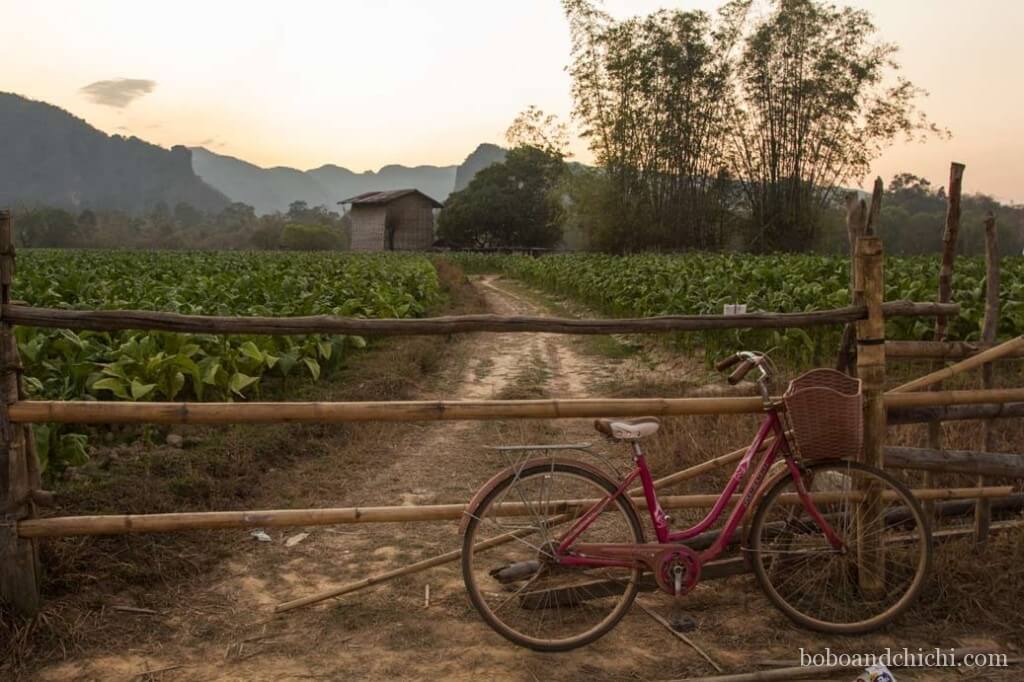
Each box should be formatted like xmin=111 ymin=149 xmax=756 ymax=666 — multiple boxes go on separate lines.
xmin=728 ymin=358 xmax=756 ymax=385
xmin=715 ymin=353 xmax=743 ymax=372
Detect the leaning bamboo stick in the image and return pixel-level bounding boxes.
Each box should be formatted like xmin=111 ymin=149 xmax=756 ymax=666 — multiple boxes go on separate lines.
xmin=10 ymin=387 xmax=1024 ymax=425
xmin=884 ymin=387 xmax=1024 ymax=409
xmin=888 ymin=335 xmax=1024 ymax=394
xmin=885 ymin=340 xmax=1024 ymax=360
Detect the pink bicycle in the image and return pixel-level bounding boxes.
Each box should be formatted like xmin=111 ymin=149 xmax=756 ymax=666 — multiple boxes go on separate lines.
xmin=461 ymin=351 xmax=932 ymax=651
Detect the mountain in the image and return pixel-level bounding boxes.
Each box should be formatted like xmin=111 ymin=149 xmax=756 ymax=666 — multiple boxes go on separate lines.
xmin=0 ymin=92 xmax=229 ymax=213
xmin=192 ymin=144 xmax=508 ymax=215
xmin=454 ymin=143 xmax=507 ymax=192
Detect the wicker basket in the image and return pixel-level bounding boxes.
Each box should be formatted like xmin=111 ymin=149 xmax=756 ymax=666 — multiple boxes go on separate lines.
xmin=783 ymin=369 xmax=863 ymax=460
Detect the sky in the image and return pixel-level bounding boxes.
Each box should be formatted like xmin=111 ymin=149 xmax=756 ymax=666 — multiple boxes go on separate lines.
xmin=1 ymin=0 xmax=1022 ymax=201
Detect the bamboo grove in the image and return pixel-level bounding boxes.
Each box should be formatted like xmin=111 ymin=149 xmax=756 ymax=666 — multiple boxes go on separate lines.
xmin=561 ymin=0 xmax=942 ymax=252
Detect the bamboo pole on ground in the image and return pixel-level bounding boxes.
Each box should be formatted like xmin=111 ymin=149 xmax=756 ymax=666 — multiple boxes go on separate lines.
xmin=976 ymin=212 xmax=999 ymax=544
xmin=19 ymin=485 xmax=1010 ymax=539
xmin=272 ymin=443 xmax=757 ymax=613
xmin=924 ymin=161 xmax=965 ymax=519
xmin=0 ymin=208 xmax=40 ymax=615
xmin=854 ymin=236 xmax=886 ymax=598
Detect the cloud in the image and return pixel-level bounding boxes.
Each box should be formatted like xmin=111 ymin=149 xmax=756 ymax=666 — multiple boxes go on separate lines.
xmin=79 ymin=78 xmax=156 ymax=108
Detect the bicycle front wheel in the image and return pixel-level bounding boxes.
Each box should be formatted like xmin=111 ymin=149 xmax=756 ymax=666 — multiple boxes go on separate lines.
xmin=749 ymin=459 xmax=932 ymax=634
xmin=462 ymin=462 xmax=644 ymax=651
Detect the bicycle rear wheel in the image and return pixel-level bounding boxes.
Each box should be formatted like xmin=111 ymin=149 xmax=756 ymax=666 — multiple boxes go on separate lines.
xmin=461 ymin=462 xmax=644 ymax=651
xmin=749 ymin=459 xmax=932 ymax=634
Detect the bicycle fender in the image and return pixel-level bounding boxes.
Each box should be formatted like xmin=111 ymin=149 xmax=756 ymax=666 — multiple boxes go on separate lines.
xmin=458 ymin=458 xmax=635 ymax=536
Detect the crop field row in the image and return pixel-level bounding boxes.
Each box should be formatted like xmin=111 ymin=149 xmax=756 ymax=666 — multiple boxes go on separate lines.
xmin=450 ymin=252 xmax=1022 ymax=363
xmin=12 ymin=250 xmax=441 ymax=470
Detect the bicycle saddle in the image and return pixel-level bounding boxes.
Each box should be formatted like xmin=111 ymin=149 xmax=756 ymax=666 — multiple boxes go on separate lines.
xmin=593 ymin=417 xmax=660 ymax=440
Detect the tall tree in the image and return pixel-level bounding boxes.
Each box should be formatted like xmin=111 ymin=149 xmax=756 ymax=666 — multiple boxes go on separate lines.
xmin=728 ymin=0 xmax=941 ymax=251
xmin=562 ymin=0 xmax=748 ymax=251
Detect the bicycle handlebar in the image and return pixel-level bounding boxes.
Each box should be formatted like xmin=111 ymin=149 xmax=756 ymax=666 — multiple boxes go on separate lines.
xmin=717 ymin=350 xmax=773 ymax=389
xmin=728 ymin=358 xmax=757 ymax=385
xmin=714 ymin=353 xmax=744 ymax=372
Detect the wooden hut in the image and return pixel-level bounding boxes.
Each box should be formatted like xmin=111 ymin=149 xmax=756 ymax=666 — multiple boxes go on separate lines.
xmin=340 ymin=189 xmax=442 ymax=251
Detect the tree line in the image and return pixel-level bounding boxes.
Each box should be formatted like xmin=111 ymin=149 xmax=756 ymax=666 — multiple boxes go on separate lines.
xmin=14 ymin=200 xmax=350 ymax=251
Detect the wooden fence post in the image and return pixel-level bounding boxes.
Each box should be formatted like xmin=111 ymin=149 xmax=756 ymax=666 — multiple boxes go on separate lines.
xmin=975 ymin=211 xmax=999 ymax=544
xmin=836 ymin=194 xmax=868 ymax=373
xmin=925 ymin=162 xmax=965 ymax=520
xmin=0 ymin=208 xmax=41 ymax=615
xmin=855 ymin=236 xmax=886 ymax=596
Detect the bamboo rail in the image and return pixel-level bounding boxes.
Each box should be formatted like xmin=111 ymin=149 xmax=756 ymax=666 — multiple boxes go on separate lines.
xmin=886 ymin=446 xmax=1024 ymax=478
xmin=8 ymin=387 xmax=1024 ymax=425
xmin=0 ymin=301 xmax=959 ymax=337
xmin=20 ymin=486 xmax=1010 ymax=539
xmin=888 ymin=402 xmax=1024 ymax=424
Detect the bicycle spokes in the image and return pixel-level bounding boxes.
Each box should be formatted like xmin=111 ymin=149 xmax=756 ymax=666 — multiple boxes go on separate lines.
xmin=750 ymin=460 xmax=931 ymax=632
xmin=462 ymin=463 xmax=643 ymax=651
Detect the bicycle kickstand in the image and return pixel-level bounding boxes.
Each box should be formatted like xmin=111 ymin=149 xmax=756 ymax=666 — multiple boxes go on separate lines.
xmin=669 ymin=565 xmax=697 ymax=633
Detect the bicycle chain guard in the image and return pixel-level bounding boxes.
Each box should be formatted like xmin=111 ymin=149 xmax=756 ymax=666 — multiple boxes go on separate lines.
xmin=570 ymin=543 xmax=702 ymax=595
xmin=655 ymin=545 xmax=701 ymax=596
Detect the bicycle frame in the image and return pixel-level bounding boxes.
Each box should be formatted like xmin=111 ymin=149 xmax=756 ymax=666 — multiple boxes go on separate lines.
xmin=558 ymin=410 xmax=845 ymax=572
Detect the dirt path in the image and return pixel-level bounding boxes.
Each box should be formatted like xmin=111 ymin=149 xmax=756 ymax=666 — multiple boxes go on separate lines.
xmin=33 ymin=275 xmax=692 ymax=681
xmin=30 ymin=275 xmax=1021 ymax=681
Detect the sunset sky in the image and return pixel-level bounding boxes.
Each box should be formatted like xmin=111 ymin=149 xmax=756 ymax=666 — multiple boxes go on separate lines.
xmin=2 ymin=0 xmax=1022 ymax=201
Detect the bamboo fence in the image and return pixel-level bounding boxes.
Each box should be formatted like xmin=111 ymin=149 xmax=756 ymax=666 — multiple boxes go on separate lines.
xmin=1 ymin=186 xmax=1021 ymax=615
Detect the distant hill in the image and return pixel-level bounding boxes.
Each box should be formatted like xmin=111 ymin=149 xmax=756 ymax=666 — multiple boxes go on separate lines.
xmin=0 ymin=92 xmax=229 ymax=213
xmin=192 ymin=144 xmax=509 ymax=215
xmin=454 ymin=143 xmax=507 ymax=192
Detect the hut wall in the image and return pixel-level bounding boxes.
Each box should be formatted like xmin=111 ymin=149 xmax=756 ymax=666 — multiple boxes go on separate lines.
xmin=349 ymin=206 xmax=387 ymax=251
xmin=387 ymin=195 xmax=435 ymax=250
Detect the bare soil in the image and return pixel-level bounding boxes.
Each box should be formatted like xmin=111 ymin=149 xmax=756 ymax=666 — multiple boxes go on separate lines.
xmin=7 ymin=273 xmax=1024 ymax=681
